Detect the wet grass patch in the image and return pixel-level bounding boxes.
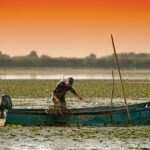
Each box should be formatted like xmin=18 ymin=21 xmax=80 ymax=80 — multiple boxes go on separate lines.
xmin=0 ymin=80 xmax=150 ymax=98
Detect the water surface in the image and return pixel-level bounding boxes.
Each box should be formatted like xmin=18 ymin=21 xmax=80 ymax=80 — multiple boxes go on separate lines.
xmin=1 ymin=74 xmax=150 ymax=80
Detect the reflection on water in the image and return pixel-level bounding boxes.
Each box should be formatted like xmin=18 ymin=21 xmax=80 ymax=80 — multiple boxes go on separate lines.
xmin=0 ymin=74 xmax=150 ymax=80
xmin=0 ymin=98 xmax=150 ymax=150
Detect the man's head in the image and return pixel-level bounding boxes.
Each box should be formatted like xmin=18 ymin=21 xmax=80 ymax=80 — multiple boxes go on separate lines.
xmin=65 ymin=77 xmax=74 ymax=87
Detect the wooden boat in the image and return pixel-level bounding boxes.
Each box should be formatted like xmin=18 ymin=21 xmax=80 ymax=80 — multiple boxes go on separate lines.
xmin=1 ymin=101 xmax=150 ymax=126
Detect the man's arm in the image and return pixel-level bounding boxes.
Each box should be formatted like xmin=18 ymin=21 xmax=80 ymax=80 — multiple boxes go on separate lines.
xmin=74 ymin=93 xmax=84 ymax=101
xmin=69 ymin=87 xmax=84 ymax=101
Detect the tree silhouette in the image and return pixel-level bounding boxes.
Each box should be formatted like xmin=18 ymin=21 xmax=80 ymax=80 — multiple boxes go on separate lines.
xmin=28 ymin=51 xmax=38 ymax=57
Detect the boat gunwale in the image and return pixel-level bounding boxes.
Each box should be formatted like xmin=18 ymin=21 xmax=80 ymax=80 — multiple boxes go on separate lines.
xmin=7 ymin=102 xmax=150 ymax=116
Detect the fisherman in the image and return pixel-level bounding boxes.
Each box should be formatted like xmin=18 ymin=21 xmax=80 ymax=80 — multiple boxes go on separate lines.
xmin=51 ymin=77 xmax=84 ymax=111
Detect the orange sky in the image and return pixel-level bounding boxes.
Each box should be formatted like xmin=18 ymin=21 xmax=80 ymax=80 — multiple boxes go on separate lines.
xmin=0 ymin=0 xmax=150 ymax=58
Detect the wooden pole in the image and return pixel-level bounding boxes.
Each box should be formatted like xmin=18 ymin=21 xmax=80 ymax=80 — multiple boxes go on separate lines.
xmin=111 ymin=34 xmax=131 ymax=124
xmin=110 ymin=70 xmax=114 ymax=124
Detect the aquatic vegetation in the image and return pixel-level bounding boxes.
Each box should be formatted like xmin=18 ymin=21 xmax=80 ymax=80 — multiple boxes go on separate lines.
xmin=0 ymin=80 xmax=150 ymax=98
xmin=0 ymin=79 xmax=149 ymax=149
xmin=0 ymin=123 xmax=150 ymax=149
xmin=6 ymin=124 xmax=23 ymax=128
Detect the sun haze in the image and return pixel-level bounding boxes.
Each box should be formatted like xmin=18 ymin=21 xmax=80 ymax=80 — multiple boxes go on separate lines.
xmin=0 ymin=0 xmax=150 ymax=58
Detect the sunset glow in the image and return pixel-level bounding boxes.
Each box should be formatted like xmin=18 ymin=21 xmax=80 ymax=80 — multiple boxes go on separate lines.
xmin=0 ymin=0 xmax=150 ymax=57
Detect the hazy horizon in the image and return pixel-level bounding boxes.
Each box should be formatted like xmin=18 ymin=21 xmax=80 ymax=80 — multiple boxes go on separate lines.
xmin=1 ymin=50 xmax=150 ymax=58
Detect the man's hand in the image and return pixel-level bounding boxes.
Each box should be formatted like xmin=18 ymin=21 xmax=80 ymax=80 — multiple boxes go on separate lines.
xmin=74 ymin=93 xmax=84 ymax=102
xmin=79 ymin=97 xmax=84 ymax=102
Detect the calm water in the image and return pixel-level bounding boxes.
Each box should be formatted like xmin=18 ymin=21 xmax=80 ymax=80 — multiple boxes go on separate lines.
xmin=1 ymin=74 xmax=150 ymax=80
xmin=0 ymin=98 xmax=150 ymax=150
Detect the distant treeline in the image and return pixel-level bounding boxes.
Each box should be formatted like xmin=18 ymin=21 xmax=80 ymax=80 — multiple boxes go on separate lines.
xmin=0 ymin=51 xmax=150 ymax=69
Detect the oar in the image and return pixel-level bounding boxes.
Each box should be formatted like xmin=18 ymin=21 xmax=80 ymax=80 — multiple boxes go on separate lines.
xmin=111 ymin=34 xmax=131 ymax=124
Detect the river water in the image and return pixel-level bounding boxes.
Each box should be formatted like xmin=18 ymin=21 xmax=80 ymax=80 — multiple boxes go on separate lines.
xmin=0 ymin=98 xmax=150 ymax=150
xmin=0 ymin=74 xmax=150 ymax=80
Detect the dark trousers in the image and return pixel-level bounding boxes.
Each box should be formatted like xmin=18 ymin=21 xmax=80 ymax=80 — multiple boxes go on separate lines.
xmin=52 ymin=97 xmax=66 ymax=110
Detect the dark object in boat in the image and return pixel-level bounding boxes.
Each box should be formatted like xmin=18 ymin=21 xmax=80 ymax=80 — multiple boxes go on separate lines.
xmin=0 ymin=94 xmax=12 ymax=110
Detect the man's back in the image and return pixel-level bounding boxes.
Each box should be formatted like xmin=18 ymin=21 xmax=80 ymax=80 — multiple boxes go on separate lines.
xmin=53 ymin=80 xmax=76 ymax=98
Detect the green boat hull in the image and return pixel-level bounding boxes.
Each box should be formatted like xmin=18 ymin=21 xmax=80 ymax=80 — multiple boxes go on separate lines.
xmin=3 ymin=102 xmax=150 ymax=126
